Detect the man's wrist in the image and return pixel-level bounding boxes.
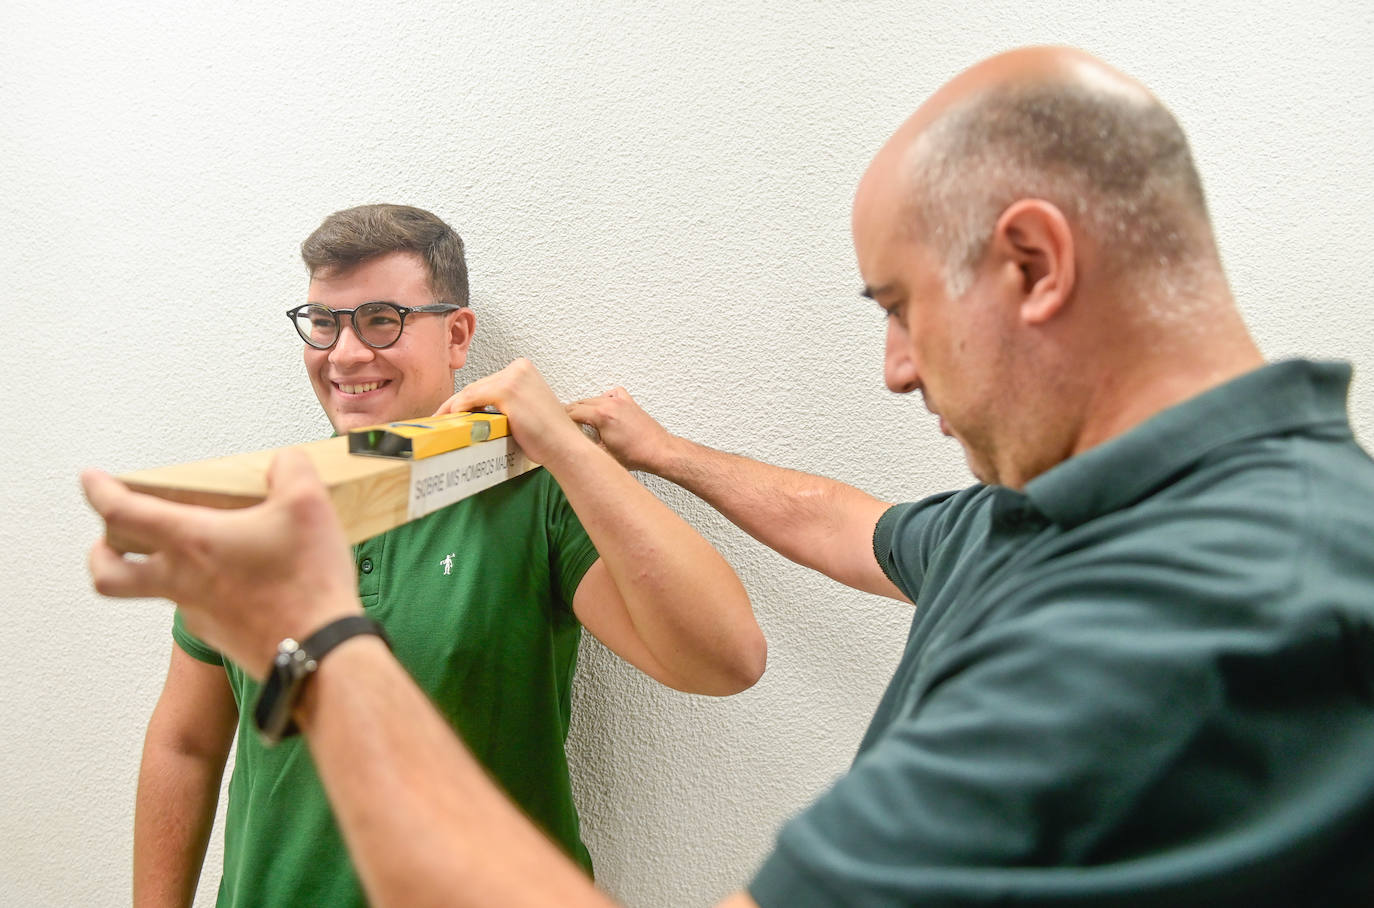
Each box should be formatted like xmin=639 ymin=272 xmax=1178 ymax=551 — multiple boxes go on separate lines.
xmin=254 ymin=613 xmax=387 ymax=745
xmin=652 ymin=433 xmax=702 ymax=484
xmin=533 ymin=422 xmax=602 ymax=474
xmin=292 ymin=633 xmax=394 ymax=731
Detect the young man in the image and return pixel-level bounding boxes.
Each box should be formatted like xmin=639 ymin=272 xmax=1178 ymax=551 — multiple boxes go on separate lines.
xmin=130 ymin=204 xmax=764 ymax=907
xmin=91 ymin=50 xmax=1374 ymax=906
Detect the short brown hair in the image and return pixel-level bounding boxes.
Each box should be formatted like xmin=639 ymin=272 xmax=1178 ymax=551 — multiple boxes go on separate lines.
xmin=301 ymin=204 xmax=469 ymax=306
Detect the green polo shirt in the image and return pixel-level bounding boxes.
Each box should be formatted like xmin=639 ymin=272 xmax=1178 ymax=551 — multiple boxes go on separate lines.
xmin=174 ymin=466 xmax=600 ymax=907
xmin=751 ymin=360 xmax=1374 ymax=906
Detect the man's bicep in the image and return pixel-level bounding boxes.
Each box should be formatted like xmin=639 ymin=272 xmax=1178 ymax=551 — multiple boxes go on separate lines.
xmin=148 ymin=645 xmax=238 ymax=755
xmin=831 ymin=496 xmax=909 ymax=601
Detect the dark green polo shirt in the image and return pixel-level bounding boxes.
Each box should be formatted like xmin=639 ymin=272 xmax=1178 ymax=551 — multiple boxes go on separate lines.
xmin=751 ymin=360 xmax=1374 ymax=906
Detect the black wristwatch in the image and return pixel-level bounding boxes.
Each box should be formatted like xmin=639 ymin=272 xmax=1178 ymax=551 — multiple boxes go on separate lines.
xmin=253 ymin=615 xmax=390 ymax=746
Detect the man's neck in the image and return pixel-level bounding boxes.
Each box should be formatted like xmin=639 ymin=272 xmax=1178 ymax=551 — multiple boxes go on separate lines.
xmin=1070 ymin=311 xmax=1264 ymax=458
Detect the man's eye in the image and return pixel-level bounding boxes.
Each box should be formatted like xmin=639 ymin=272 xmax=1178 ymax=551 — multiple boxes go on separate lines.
xmin=364 ymin=314 xmax=400 ymax=328
xmin=310 ymin=317 xmax=334 ymax=329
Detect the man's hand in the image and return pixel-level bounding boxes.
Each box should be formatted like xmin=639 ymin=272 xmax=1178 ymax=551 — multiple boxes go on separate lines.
xmin=566 ymin=386 xmax=680 ymax=474
xmin=82 ymin=449 xmax=363 ymax=677
xmin=433 ymin=358 xmax=589 ymax=468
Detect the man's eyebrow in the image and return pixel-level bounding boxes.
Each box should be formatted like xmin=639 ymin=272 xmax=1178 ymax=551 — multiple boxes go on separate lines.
xmin=861 ymin=283 xmax=897 ymax=300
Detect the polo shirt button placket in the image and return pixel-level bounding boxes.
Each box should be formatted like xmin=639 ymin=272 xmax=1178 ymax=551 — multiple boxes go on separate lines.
xmin=355 ymin=544 xmax=382 ymax=607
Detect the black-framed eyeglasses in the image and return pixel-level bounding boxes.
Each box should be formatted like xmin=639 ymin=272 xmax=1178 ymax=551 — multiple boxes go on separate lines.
xmin=286 ymin=301 xmax=465 ymax=350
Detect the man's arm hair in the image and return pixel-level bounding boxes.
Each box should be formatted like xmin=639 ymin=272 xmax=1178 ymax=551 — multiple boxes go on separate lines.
xmin=569 ymin=389 xmax=907 ymax=602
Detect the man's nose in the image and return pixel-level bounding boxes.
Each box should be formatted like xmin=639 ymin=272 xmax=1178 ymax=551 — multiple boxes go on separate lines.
xmin=329 ymin=317 xmax=376 ymax=365
xmin=884 ymin=323 xmax=919 ymax=394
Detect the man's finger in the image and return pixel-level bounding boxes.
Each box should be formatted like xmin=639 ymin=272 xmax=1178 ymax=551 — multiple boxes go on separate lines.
xmin=431 ymin=395 xmax=461 ymax=416
xmin=81 ymin=469 xmax=192 ymax=555
xmin=434 ymin=384 xmax=479 ymax=416
xmin=441 ymin=375 xmax=501 ymax=417
xmin=266 ymin=447 xmax=325 ymax=496
xmin=88 ymin=540 xmax=169 ymax=600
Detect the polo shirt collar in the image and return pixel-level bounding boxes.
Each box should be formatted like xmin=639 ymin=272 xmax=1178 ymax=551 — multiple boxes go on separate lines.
xmin=1022 ymin=360 xmax=1353 ymax=528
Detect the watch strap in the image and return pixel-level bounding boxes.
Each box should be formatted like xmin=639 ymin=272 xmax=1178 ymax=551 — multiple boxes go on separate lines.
xmin=301 ymin=614 xmax=390 ymax=665
xmin=253 ymin=614 xmax=390 ymax=745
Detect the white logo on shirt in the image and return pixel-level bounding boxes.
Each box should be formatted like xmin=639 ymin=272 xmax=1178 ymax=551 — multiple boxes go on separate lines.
xmin=439 ymin=553 xmax=456 ymax=575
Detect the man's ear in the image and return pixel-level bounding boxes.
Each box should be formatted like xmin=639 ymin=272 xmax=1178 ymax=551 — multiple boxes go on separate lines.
xmin=447 ymin=308 xmax=477 ymax=370
xmin=990 ymin=199 xmax=1075 ymax=325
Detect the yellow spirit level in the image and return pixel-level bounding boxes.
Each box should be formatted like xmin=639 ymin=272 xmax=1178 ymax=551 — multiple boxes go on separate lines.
xmin=348 ymin=411 xmax=509 ymax=459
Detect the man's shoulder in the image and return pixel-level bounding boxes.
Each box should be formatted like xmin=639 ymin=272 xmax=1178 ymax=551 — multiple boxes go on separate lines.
xmin=1127 ymin=424 xmax=1374 ymax=567
xmin=882 ymin=485 xmax=997 ymax=538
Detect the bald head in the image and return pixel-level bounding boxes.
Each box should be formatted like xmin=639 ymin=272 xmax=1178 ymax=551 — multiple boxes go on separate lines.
xmin=855 ymin=48 xmax=1260 ymax=487
xmin=860 ymin=47 xmax=1218 ymax=300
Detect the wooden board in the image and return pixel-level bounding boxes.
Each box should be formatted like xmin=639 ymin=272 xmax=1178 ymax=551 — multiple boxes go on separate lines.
xmin=115 ymin=433 xmax=537 ymax=551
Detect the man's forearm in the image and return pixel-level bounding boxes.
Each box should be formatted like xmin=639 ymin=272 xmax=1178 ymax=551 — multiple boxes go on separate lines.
xmin=647 ymin=436 xmax=904 ymax=600
xmin=133 ymin=744 xmax=226 ymax=907
xmin=296 ymin=636 xmax=616 ymax=908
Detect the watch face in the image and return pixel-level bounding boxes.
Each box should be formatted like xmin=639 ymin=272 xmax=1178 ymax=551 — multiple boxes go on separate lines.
xmin=251 ymin=623 xmax=386 ymax=746
xmin=254 ymin=652 xmax=300 ymax=744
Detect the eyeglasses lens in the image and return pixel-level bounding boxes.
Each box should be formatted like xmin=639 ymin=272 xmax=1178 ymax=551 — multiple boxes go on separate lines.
xmin=294 ymin=305 xmax=339 ymax=348
xmin=292 ymin=303 xmax=405 ymax=349
xmin=354 ymin=302 xmax=404 ymax=347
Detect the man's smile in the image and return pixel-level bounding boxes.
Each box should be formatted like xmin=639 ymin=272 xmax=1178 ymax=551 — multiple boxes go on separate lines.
xmin=334 ymin=380 xmax=392 ymax=396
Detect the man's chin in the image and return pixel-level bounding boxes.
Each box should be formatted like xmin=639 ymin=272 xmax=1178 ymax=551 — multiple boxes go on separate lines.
xmin=327 ymin=402 xmax=437 ymax=435
xmin=326 ymin=409 xmax=387 ymax=434
xmin=961 ymin=447 xmax=997 ymax=487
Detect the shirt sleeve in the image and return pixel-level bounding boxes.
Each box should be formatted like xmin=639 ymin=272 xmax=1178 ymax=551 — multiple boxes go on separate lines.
xmin=872 ymin=488 xmax=980 ymax=600
xmin=747 ymin=595 xmax=1254 ymax=907
xmin=540 ymin=471 xmax=601 ymax=611
xmin=171 ymin=608 xmax=224 ymax=666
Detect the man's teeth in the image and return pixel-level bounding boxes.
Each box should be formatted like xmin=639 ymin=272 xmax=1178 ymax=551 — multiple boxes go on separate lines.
xmin=340 ymin=381 xmax=383 ymax=394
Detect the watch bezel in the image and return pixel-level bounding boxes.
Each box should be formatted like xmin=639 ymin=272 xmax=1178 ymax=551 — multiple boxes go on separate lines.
xmin=252 ymin=617 xmax=391 ymax=746
xmin=254 ymin=638 xmax=312 ymax=745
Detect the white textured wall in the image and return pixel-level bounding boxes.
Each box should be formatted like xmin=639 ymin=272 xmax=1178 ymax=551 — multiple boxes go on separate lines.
xmin=3 ymin=2 xmax=1371 ymax=905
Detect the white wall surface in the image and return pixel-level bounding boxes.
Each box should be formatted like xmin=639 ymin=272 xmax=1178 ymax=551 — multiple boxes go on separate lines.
xmin=2 ymin=1 xmax=1371 ymax=905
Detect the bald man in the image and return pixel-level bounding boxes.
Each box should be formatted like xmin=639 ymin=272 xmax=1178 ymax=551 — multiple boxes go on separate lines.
xmin=86 ymin=47 xmax=1374 ymax=906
